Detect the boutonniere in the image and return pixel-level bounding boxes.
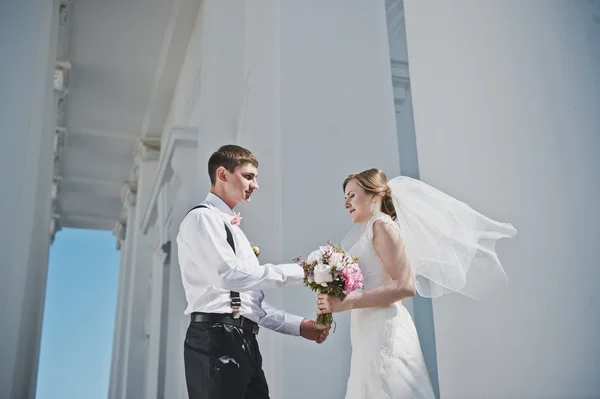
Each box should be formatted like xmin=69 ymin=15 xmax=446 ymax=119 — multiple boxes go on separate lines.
xmin=231 ymin=212 xmax=243 ymax=226
xmin=251 ymin=244 xmax=260 ymax=257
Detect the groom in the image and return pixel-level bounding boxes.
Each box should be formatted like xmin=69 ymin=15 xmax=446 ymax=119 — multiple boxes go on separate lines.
xmin=176 ymin=144 xmax=329 ymax=399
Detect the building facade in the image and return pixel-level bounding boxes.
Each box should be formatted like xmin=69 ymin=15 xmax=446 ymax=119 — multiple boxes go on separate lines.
xmin=1 ymin=1 xmax=599 ymax=398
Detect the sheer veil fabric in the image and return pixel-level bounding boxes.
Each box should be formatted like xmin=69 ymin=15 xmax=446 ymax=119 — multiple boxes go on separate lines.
xmin=342 ymin=176 xmax=517 ymax=302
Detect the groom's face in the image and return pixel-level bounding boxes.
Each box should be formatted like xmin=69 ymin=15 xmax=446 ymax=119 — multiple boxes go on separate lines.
xmin=225 ymin=163 xmax=259 ymax=205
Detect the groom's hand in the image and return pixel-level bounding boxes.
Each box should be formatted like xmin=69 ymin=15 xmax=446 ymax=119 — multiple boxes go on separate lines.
xmin=300 ymin=319 xmax=330 ymax=344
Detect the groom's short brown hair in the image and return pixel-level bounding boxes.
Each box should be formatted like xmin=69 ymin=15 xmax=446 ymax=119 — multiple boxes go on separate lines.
xmin=208 ymin=144 xmax=259 ymax=186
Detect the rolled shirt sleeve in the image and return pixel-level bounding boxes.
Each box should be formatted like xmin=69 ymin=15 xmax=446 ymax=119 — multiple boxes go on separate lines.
xmin=258 ymin=299 xmax=304 ymax=336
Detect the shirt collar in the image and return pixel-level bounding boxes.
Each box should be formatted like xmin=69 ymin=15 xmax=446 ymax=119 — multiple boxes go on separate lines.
xmin=205 ymin=192 xmax=236 ymax=217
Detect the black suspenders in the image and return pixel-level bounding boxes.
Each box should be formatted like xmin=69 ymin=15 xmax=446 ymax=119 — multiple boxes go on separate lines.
xmin=187 ymin=205 xmax=241 ymax=318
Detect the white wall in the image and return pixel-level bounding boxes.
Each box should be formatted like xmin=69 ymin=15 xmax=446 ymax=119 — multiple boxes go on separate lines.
xmin=185 ymin=1 xmax=402 ymax=397
xmin=277 ymin=1 xmax=400 ymax=397
xmin=404 ymin=1 xmax=600 ymax=398
xmin=0 ymin=1 xmax=59 ymax=398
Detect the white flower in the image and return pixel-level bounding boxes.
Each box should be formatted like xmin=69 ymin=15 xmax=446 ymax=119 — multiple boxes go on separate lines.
xmin=328 ymin=252 xmax=344 ymax=268
xmin=320 ymin=245 xmax=334 ymax=258
xmin=307 ymin=249 xmax=322 ymax=265
xmin=314 ymin=263 xmax=333 ymax=285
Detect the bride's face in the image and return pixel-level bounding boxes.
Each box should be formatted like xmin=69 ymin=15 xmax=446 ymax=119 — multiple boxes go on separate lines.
xmin=344 ymin=180 xmax=373 ymax=224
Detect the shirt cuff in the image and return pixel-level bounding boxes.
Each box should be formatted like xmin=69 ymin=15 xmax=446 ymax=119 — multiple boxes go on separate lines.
xmin=279 ymin=263 xmax=305 ymax=286
xmin=283 ymin=313 xmax=305 ymax=336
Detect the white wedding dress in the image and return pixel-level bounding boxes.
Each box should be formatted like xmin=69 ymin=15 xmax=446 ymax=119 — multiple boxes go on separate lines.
xmin=344 ymin=214 xmax=436 ymax=399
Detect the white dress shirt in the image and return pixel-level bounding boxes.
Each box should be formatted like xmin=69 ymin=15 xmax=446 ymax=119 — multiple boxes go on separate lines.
xmin=176 ymin=193 xmax=305 ymax=335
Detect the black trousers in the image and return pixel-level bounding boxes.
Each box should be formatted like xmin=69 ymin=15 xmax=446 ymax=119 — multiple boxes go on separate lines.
xmin=184 ymin=321 xmax=269 ymax=399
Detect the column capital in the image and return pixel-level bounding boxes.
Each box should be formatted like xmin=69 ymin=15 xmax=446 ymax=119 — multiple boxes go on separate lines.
xmin=391 ymin=59 xmax=410 ymax=108
xmin=140 ymin=125 xmax=197 ymax=233
xmin=50 ymin=177 xmax=62 ymax=243
xmin=117 ymin=138 xmax=161 ymax=242
xmin=54 ymin=127 xmax=66 ymax=164
xmin=121 ymin=184 xmax=137 ymax=207
xmin=128 ymin=138 xmax=161 ymax=188
xmin=53 ymin=61 xmax=71 ymax=93
xmin=135 ymin=138 xmax=161 ymax=163
xmin=50 ymin=213 xmax=61 ymax=244
xmin=113 ymin=220 xmax=127 ymax=250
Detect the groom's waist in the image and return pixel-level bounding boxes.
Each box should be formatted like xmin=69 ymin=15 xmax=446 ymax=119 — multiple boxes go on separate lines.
xmin=190 ymin=312 xmax=260 ymax=335
xmin=185 ymin=289 xmax=265 ymax=321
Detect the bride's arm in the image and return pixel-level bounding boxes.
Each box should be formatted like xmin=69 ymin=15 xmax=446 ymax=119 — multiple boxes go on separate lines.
xmin=318 ymin=220 xmax=415 ymax=313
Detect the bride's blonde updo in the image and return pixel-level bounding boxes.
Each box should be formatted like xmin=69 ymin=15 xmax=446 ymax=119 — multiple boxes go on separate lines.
xmin=343 ymin=168 xmax=397 ymax=221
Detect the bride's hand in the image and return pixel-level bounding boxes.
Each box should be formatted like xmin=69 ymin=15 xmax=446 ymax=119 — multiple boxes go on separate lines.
xmin=317 ymin=293 xmax=346 ymax=314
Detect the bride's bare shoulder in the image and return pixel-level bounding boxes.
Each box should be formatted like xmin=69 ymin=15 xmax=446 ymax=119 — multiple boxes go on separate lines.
xmin=371 ymin=218 xmax=400 ymax=242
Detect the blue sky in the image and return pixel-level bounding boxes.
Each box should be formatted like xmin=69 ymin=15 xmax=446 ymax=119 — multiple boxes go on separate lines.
xmin=36 ymin=228 xmax=120 ymax=399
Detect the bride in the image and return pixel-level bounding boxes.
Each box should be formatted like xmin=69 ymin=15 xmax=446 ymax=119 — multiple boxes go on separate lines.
xmin=316 ymin=168 xmax=517 ymax=399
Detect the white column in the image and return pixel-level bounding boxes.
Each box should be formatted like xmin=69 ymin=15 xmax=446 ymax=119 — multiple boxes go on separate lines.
xmin=117 ymin=202 xmax=138 ymax=398
xmin=159 ymin=145 xmax=196 ymax=399
xmin=109 ymin=144 xmax=160 ymax=399
xmin=108 ymin=222 xmax=129 ymax=399
xmin=118 ymin=143 xmax=160 ymax=399
xmin=138 ymin=127 xmax=197 ymax=398
xmin=144 ymin=228 xmax=170 ymax=399
xmin=404 ymin=1 xmax=600 ymax=398
xmin=0 ymin=1 xmax=59 ymax=398
xmin=110 ymin=201 xmax=137 ymax=399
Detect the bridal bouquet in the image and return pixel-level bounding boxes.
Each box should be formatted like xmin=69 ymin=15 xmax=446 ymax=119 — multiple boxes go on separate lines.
xmin=293 ymin=242 xmax=363 ymax=327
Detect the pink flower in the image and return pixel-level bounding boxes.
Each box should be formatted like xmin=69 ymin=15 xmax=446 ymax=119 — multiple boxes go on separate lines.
xmin=342 ymin=263 xmax=363 ymax=295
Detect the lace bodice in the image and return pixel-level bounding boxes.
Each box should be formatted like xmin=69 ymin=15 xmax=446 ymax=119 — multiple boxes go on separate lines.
xmin=347 ymin=213 xmax=398 ymax=291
